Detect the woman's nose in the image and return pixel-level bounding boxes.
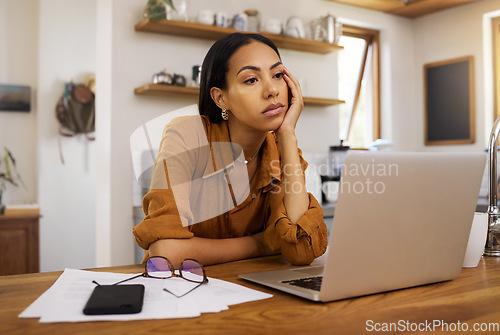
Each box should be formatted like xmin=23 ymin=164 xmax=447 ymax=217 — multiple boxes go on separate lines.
xmin=263 ymin=79 xmax=279 ymax=99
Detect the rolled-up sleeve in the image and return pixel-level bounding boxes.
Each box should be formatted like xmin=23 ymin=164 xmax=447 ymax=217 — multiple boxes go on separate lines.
xmin=133 ymin=117 xmax=203 ymax=250
xmin=264 ymin=191 xmax=328 ymax=265
xmin=133 ymin=188 xmax=194 ymax=250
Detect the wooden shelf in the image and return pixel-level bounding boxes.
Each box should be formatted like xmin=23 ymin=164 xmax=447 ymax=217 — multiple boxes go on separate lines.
xmin=134 ymin=84 xmax=344 ymax=107
xmin=134 ymin=18 xmax=343 ymax=54
xmin=134 ymin=84 xmax=199 ymax=98
xmin=303 ymin=96 xmax=345 ymax=107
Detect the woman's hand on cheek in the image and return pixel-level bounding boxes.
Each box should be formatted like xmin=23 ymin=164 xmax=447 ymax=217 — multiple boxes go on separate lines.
xmin=276 ymin=67 xmax=303 ymax=137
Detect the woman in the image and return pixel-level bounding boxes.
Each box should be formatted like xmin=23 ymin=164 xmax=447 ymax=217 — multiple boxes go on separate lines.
xmin=133 ymin=33 xmax=327 ymax=267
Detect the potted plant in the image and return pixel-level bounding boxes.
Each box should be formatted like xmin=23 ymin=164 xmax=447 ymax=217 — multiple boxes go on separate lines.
xmin=0 ymin=147 xmax=25 ymax=214
xmin=144 ymin=0 xmax=176 ymax=20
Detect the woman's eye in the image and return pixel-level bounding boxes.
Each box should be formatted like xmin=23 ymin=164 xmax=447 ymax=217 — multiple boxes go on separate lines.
xmin=274 ymin=72 xmax=284 ymax=79
xmin=244 ymin=77 xmax=257 ymax=84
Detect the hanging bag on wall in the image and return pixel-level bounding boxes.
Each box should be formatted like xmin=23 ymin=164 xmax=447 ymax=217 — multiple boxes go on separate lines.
xmin=55 ymin=75 xmax=95 ymax=164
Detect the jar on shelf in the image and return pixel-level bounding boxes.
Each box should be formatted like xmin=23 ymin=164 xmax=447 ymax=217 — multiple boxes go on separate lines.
xmin=232 ymin=13 xmax=248 ymax=31
xmin=172 ymin=0 xmax=189 ymax=22
xmin=244 ymin=9 xmax=260 ymax=32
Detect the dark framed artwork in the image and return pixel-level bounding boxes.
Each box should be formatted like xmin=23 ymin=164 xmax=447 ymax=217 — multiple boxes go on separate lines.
xmin=0 ymin=85 xmax=31 ymax=112
xmin=424 ymin=56 xmax=475 ymax=145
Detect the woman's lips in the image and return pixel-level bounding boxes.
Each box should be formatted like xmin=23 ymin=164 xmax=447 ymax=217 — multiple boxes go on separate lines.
xmin=262 ymin=103 xmax=284 ymax=117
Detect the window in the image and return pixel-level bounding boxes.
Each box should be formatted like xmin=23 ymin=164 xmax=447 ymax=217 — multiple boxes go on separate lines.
xmin=338 ymin=25 xmax=380 ymax=148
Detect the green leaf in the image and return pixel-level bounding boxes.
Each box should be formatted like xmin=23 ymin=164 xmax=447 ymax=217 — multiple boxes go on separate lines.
xmin=1 ymin=147 xmax=26 ymax=189
xmin=162 ymin=0 xmax=176 ymax=11
xmin=2 ymin=149 xmax=11 ymax=181
xmin=148 ymin=5 xmax=166 ymax=20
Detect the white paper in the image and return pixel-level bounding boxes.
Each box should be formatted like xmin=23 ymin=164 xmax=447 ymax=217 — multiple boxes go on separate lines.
xmin=207 ymin=278 xmax=273 ymax=306
xmin=19 ymin=268 xmax=272 ymax=323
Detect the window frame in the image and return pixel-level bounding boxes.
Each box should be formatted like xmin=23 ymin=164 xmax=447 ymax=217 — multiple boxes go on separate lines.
xmin=341 ymin=24 xmax=381 ymax=143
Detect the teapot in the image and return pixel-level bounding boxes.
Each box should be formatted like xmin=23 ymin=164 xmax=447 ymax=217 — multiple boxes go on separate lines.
xmin=152 ymin=70 xmax=173 ymax=85
xmin=173 ymin=74 xmax=187 ymax=86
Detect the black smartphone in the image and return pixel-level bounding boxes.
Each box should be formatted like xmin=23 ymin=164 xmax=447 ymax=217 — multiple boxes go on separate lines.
xmin=83 ymin=284 xmax=145 ymax=315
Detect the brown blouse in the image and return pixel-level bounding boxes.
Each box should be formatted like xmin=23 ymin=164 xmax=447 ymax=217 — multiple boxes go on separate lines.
xmin=132 ymin=115 xmax=328 ymax=265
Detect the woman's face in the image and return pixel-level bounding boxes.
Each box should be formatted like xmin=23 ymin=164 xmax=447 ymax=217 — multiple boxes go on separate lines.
xmin=221 ymin=41 xmax=289 ymax=133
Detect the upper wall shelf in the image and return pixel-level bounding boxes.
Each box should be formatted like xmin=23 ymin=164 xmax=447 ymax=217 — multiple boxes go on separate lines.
xmin=134 ymin=18 xmax=343 ymax=54
xmin=134 ymin=84 xmax=345 ymax=107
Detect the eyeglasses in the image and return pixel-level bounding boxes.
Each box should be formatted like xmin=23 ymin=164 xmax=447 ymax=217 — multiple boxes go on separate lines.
xmin=94 ymin=256 xmax=208 ymax=298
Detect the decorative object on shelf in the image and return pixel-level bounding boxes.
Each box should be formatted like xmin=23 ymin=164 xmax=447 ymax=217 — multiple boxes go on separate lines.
xmin=334 ymin=22 xmax=343 ymax=44
xmin=232 ymin=12 xmax=248 ymax=31
xmin=0 ymin=147 xmax=25 ymax=215
xmin=192 ymin=65 xmax=202 ymax=87
xmin=324 ymin=14 xmax=336 ymax=44
xmin=173 ymin=74 xmax=187 ymax=86
xmin=311 ymin=18 xmax=326 ymax=42
xmin=0 ymin=85 xmax=31 ymax=112
xmin=263 ymin=18 xmax=282 ymax=35
xmin=285 ymin=16 xmax=306 ymax=39
xmin=197 ymin=9 xmax=215 ymax=25
xmin=215 ymin=12 xmax=229 ymax=28
xmin=244 ymin=9 xmax=260 ymax=32
xmin=171 ymin=0 xmax=188 ymax=22
xmin=152 ymin=69 xmax=173 ymax=85
xmin=311 ymin=14 xmax=342 ymax=43
xmin=144 ymin=0 xmax=176 ymax=21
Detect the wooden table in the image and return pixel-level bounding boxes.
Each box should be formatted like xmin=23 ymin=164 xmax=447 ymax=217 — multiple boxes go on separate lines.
xmin=1 ymin=256 xmax=499 ymax=335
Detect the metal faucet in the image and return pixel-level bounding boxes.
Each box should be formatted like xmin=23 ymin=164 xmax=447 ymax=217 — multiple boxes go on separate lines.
xmin=486 ymin=116 xmax=500 ymax=256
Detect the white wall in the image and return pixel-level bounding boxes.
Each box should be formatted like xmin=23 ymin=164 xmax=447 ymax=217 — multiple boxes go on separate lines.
xmin=1 ymin=0 xmax=498 ymax=270
xmin=37 ymin=0 xmax=97 ymax=271
xmin=0 ymin=0 xmax=38 ymax=204
xmin=414 ymin=0 xmax=500 ymax=152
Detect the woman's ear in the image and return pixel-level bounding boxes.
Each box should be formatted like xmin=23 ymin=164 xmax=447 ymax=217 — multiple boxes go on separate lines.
xmin=210 ymin=87 xmax=226 ymax=110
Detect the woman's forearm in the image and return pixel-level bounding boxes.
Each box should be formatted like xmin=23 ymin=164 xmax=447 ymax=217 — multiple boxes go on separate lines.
xmin=149 ymin=234 xmax=275 ymax=268
xmin=277 ymin=131 xmax=309 ymax=223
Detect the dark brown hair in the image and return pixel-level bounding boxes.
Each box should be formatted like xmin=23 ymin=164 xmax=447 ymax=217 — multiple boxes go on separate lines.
xmin=198 ymin=33 xmax=281 ymax=123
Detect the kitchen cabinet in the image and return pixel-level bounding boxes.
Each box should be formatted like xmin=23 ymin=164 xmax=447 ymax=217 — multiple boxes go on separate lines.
xmin=0 ymin=214 xmax=39 ymax=275
xmin=133 ymin=18 xmax=345 ymax=106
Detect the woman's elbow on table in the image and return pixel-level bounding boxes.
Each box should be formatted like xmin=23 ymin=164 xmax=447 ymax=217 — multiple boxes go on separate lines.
xmin=280 ymin=239 xmax=316 ymax=266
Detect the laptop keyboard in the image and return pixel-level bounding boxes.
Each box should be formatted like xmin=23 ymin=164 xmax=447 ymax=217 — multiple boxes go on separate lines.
xmin=282 ymin=276 xmax=323 ymax=291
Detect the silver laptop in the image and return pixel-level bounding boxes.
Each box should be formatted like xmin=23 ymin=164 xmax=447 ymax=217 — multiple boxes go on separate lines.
xmin=239 ymin=151 xmax=486 ymax=302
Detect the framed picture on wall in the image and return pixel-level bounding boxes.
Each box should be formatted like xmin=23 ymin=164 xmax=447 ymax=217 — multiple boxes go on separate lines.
xmin=424 ymin=56 xmax=475 ymax=145
xmin=0 ymin=85 xmax=31 ymax=112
